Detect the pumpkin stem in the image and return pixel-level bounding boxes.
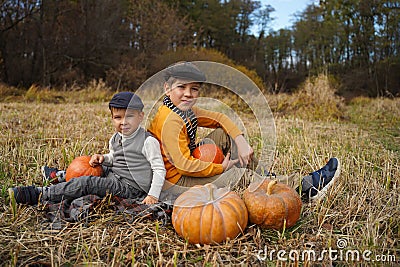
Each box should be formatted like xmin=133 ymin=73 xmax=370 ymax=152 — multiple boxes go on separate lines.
xmin=206 ymin=183 xmax=214 ymax=201
xmin=266 ymin=180 xmax=278 ymax=195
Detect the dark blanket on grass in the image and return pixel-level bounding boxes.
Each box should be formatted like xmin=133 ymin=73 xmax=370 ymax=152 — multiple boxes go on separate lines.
xmin=42 ymin=195 xmax=172 ymax=229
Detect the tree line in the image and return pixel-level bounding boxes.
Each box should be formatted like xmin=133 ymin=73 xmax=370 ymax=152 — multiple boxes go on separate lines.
xmin=1 ymin=0 xmax=399 ymax=96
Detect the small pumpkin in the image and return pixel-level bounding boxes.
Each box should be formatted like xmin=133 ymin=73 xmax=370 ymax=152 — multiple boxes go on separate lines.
xmin=243 ymin=179 xmax=302 ymax=230
xmin=172 ymin=183 xmax=248 ymax=244
xmin=192 ymin=144 xmax=224 ymax=164
xmin=65 ymin=155 xmax=103 ymax=182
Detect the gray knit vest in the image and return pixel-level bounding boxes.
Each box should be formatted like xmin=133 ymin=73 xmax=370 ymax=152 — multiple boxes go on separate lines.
xmin=110 ymin=128 xmax=153 ymax=193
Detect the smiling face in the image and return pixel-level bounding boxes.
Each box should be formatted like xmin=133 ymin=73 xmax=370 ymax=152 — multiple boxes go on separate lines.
xmin=111 ymin=108 xmax=144 ymax=136
xmin=165 ymin=79 xmax=201 ymax=111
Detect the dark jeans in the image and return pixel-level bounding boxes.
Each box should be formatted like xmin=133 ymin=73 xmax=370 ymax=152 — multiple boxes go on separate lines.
xmin=42 ymin=172 xmax=145 ymax=203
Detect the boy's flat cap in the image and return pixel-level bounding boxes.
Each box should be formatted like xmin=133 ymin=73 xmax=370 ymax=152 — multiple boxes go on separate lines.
xmin=163 ymin=62 xmax=206 ymax=82
xmin=109 ymin=92 xmax=144 ymax=110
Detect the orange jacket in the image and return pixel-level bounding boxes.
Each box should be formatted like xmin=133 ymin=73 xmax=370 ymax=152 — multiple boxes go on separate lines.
xmin=147 ymin=105 xmax=242 ymax=184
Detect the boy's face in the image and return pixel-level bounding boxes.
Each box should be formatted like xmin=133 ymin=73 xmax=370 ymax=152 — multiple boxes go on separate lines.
xmin=165 ymin=79 xmax=201 ymax=111
xmin=111 ymin=108 xmax=144 ymax=136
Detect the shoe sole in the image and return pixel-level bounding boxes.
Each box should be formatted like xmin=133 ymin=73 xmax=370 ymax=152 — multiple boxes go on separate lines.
xmin=8 ymin=188 xmax=15 ymax=203
xmin=309 ymin=158 xmax=341 ymax=202
xmin=41 ymin=166 xmax=47 ymax=184
xmin=8 ymin=188 xmax=17 ymax=216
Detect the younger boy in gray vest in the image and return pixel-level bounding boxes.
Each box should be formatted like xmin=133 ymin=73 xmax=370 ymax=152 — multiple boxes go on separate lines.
xmin=9 ymin=92 xmax=166 ymax=205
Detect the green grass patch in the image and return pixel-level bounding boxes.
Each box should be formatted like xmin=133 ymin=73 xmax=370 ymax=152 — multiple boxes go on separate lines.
xmin=346 ymin=97 xmax=400 ymax=153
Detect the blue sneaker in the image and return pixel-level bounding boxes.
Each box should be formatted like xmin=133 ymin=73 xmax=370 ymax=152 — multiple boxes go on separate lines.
xmin=302 ymin=158 xmax=341 ymax=201
xmin=8 ymin=185 xmax=41 ymax=205
xmin=41 ymin=166 xmax=66 ymax=184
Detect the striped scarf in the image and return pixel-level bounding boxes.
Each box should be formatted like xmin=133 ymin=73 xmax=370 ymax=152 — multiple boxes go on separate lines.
xmin=163 ymin=96 xmax=197 ymax=152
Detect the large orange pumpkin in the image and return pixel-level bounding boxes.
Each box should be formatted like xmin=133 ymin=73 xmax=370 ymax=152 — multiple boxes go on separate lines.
xmin=172 ymin=183 xmax=248 ymax=244
xmin=192 ymin=144 xmax=224 ymax=164
xmin=65 ymin=155 xmax=103 ymax=182
xmin=243 ymin=179 xmax=302 ymax=230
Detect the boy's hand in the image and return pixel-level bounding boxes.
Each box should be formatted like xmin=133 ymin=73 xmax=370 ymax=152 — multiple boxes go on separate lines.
xmin=89 ymin=154 xmax=104 ymax=167
xmin=142 ymin=195 xmax=158 ymax=205
xmin=222 ymin=152 xmax=239 ymax=171
xmin=234 ymin=135 xmax=254 ymax=167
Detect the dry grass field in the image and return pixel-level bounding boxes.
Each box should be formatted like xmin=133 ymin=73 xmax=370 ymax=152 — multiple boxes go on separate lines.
xmin=0 ymin=77 xmax=399 ymax=266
